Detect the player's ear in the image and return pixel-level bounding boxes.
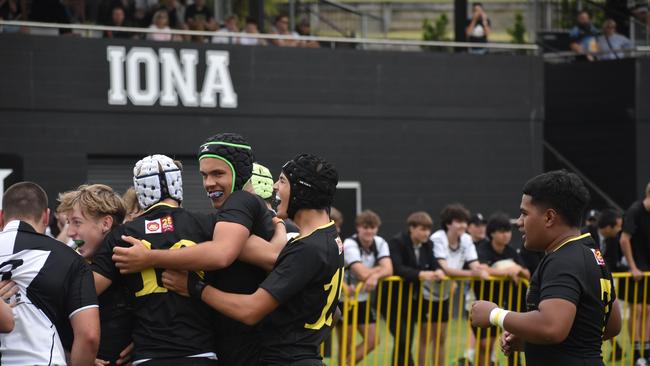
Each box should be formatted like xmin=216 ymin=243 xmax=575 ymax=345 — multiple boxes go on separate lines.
xmin=544 ymin=209 xmax=557 ymax=228
xmin=101 ymin=215 xmax=114 ymax=235
xmin=42 ymin=208 xmax=50 ymax=228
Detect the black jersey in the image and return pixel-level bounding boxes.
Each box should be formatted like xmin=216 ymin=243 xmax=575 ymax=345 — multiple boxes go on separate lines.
xmin=475 ymin=241 xmax=527 ymax=309
xmin=259 ymin=222 xmax=345 ymax=365
xmin=0 ymin=220 xmax=98 ymax=365
xmin=622 ymin=200 xmax=650 ymax=270
xmin=205 ymin=190 xmax=276 ymax=366
xmin=96 ymin=279 xmax=134 ymax=364
xmin=525 ymin=234 xmax=615 ymax=366
xmin=91 ymin=203 xmax=218 ymax=362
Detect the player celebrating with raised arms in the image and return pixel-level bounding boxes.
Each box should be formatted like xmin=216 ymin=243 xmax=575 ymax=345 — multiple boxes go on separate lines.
xmin=470 ymin=170 xmax=622 ymax=366
xmin=163 ymin=153 xmax=344 ymax=366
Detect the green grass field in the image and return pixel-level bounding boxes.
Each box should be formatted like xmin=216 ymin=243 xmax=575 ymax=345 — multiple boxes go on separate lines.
xmin=321 ymin=303 xmax=641 ymax=366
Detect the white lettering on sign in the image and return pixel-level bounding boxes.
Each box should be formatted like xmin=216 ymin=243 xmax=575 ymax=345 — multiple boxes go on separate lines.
xmin=0 ymin=169 xmax=13 ymax=208
xmin=107 ymin=46 xmax=237 ymax=108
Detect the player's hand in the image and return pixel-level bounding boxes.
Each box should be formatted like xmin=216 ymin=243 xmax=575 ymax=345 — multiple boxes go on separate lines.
xmin=161 ymin=270 xmax=190 ymax=297
xmin=500 ymin=330 xmax=524 ymax=356
xmin=115 ymin=342 xmax=133 ymax=365
xmin=113 ymin=236 xmax=152 ymax=274
xmin=470 ymin=300 xmax=498 ymax=328
xmin=0 ymin=280 xmax=19 ymax=307
xmin=94 ymin=358 xmax=109 ymax=366
xmin=631 ymin=267 xmax=644 ymax=281
xmin=433 ymin=269 xmax=447 ymax=281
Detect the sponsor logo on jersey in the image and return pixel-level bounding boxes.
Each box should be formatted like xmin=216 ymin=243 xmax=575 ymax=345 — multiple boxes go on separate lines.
xmin=145 ymin=219 xmax=162 ymax=234
xmin=335 ymin=236 xmax=343 ymax=255
xmin=591 ymin=248 xmax=606 ymax=266
xmin=161 ymin=215 xmax=174 ymax=233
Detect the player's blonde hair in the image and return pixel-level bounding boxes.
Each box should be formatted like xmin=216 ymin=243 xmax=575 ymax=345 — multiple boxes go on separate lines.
xmin=57 ymin=184 xmax=125 ymax=228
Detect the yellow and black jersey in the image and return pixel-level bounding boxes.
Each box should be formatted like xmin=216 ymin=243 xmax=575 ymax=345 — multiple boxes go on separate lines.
xmin=259 ymin=221 xmax=345 ymax=365
xmin=91 ymin=203 xmax=217 ymax=362
xmin=525 ymin=234 xmax=615 ymax=366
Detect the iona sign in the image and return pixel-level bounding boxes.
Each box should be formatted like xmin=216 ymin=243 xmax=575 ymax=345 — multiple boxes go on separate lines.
xmin=107 ymin=46 xmax=237 ymax=108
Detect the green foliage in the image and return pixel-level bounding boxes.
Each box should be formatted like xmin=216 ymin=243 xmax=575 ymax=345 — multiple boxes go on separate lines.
xmin=507 ymin=12 xmax=527 ymax=44
xmin=422 ymin=14 xmax=450 ymax=51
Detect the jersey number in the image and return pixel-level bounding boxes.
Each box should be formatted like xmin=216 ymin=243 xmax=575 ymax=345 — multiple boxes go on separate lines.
xmin=304 ymin=267 xmax=344 ymax=330
xmin=135 ymin=240 xmax=200 ymax=297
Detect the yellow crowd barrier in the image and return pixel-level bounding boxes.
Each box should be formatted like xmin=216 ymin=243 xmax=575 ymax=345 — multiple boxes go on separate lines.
xmin=321 ymin=273 xmax=650 ymax=366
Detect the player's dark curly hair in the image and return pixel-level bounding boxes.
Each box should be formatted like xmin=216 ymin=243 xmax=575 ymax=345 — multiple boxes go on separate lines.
xmin=198 ymin=133 xmax=254 ymax=191
xmin=522 ymin=170 xmax=590 ymax=228
xmin=439 ymin=203 xmax=470 ymax=231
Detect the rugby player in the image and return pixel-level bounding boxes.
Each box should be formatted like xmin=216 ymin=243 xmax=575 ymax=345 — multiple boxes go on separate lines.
xmin=470 ymin=170 xmax=622 ymax=366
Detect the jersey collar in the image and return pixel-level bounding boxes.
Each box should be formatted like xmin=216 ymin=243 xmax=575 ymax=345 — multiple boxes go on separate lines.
xmin=291 ymin=221 xmax=335 ymax=242
xmin=143 ymin=202 xmax=178 ymax=214
xmin=552 ymin=233 xmax=591 ymax=253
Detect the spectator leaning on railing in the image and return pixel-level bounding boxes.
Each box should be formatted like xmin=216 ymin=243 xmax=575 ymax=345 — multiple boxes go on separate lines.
xmin=569 ymin=10 xmax=600 ymax=61
xmin=597 ymin=19 xmax=633 ymax=60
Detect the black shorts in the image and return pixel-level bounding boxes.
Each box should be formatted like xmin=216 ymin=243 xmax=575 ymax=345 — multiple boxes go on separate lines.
xmin=417 ymin=299 xmax=450 ymax=323
xmin=139 ymin=357 xmax=218 ymax=365
xmin=345 ymin=300 xmax=377 ymax=325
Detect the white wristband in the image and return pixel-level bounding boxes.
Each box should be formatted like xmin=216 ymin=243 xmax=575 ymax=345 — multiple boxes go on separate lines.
xmin=489 ymin=307 xmax=510 ymax=328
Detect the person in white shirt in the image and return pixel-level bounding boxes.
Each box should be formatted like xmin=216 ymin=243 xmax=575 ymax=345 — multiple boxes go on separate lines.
xmin=343 ymin=210 xmax=393 ymax=364
xmin=426 ymin=203 xmax=489 ymax=366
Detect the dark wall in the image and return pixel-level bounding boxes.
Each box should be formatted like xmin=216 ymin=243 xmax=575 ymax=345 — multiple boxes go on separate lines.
xmin=636 ymin=58 xmax=650 ymax=199
xmin=545 ymin=59 xmax=639 ymax=209
xmin=0 ymin=34 xmax=544 ymax=236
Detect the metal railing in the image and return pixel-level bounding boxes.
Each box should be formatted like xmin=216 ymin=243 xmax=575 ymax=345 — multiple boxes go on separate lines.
xmin=327 ymin=272 xmax=650 ymax=366
xmin=0 ymin=19 xmax=538 ymax=52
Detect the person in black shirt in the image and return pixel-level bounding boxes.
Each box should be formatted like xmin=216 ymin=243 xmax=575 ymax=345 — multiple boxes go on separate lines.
xmin=114 ymin=134 xmax=286 ymax=366
xmin=162 ymin=153 xmax=343 ymax=366
xmin=466 ymin=3 xmax=491 ymax=54
xmin=472 ymin=212 xmax=530 ymax=366
xmin=379 ymin=211 xmax=445 ymax=366
xmin=620 ymin=182 xmax=650 ymax=363
xmin=57 ymin=184 xmax=133 ymax=365
xmin=471 ymin=170 xmax=621 ymax=366
xmin=92 ymin=155 xmax=219 ymax=365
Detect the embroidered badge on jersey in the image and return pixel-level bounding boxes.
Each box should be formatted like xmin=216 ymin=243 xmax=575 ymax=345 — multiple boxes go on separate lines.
xmin=145 ymin=219 xmax=162 ymax=234
xmin=591 ymin=248 xmax=606 ymax=266
xmin=161 ymin=215 xmax=174 ymax=233
xmin=335 ymin=237 xmax=343 ymax=255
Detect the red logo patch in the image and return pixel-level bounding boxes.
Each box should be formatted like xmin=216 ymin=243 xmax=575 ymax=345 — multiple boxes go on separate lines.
xmin=161 ymin=215 xmax=174 ymax=233
xmin=146 ymin=222 xmax=160 ymax=232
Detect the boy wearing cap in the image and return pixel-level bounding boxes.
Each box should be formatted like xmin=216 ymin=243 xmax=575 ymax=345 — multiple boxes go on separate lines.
xmin=164 ymin=153 xmax=344 ymax=366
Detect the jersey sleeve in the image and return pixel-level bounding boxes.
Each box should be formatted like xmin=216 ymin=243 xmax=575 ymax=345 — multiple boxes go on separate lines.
xmin=376 ymin=236 xmax=391 ymax=260
xmin=539 ymin=255 xmax=582 ymax=305
xmin=215 ymin=191 xmax=260 ymax=233
xmin=66 ymin=257 xmax=99 ymax=318
xmin=343 ymin=238 xmax=361 ymax=267
xmin=622 ymin=204 xmax=639 ymax=236
xmin=432 ymin=233 xmax=448 ymax=260
xmin=90 ymin=230 xmax=121 ymax=282
xmin=260 ymin=242 xmax=322 ymax=304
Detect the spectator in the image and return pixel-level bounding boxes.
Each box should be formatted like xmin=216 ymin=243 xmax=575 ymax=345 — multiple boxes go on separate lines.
xmin=429 ymin=204 xmax=489 ymax=366
xmin=295 ymin=19 xmax=320 ymax=48
xmin=240 ymin=17 xmax=266 ymax=46
xmin=466 ymin=3 xmax=491 ymax=54
xmin=133 ymin=0 xmax=157 ymax=26
xmin=95 ymin=0 xmax=134 ymax=26
xmin=212 ymin=15 xmax=240 ymax=44
xmin=467 ymin=212 xmax=487 ymax=245
xmin=185 ymin=0 xmax=215 ymax=31
xmin=598 ymin=19 xmax=633 ymax=60
xmin=569 ymin=10 xmax=600 ymax=61
xmin=473 ymin=212 xmax=530 ymax=366
xmin=0 ymin=0 xmax=24 ymax=33
xmin=380 ymin=211 xmax=445 ymax=366
xmin=29 ymin=0 xmax=71 ymax=35
xmin=103 ymin=6 xmax=132 ymax=38
xmin=342 ymin=210 xmax=393 ymax=364
xmin=147 ymin=9 xmax=172 ymax=41
xmin=331 ymin=206 xmax=344 ymax=234
xmin=619 ymin=181 xmax=650 ymax=364
xmin=271 ymin=13 xmax=300 ymax=47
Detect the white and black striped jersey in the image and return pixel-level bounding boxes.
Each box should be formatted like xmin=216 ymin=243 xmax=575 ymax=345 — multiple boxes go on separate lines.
xmin=0 ymin=220 xmax=98 ymax=366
